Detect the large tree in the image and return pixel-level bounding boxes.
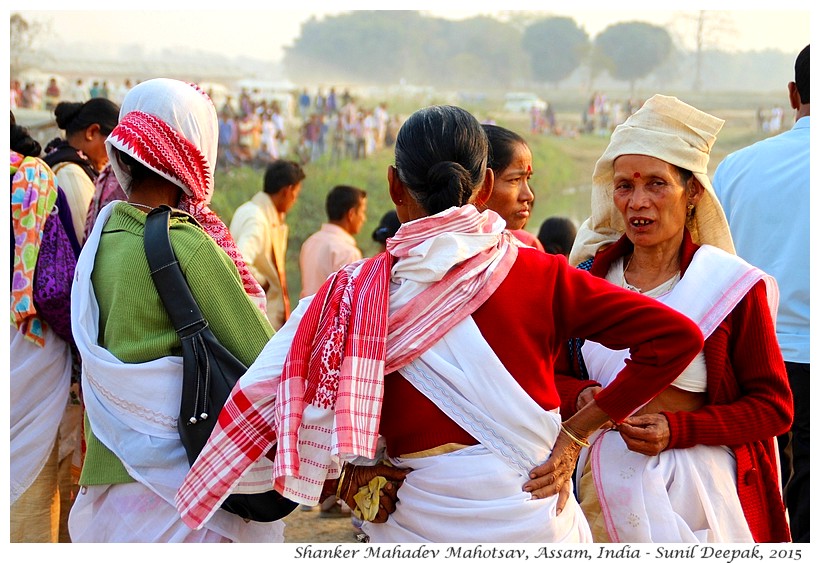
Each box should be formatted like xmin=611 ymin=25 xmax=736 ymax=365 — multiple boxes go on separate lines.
xmin=284 ymin=11 xmax=425 ymax=85
xmin=10 ymin=13 xmax=44 ymax=79
xmin=283 ymin=11 xmax=526 ymax=90
xmin=593 ymin=21 xmax=673 ymax=96
xmin=435 ymin=16 xmax=526 ymax=90
xmin=522 ymin=17 xmax=589 ymax=87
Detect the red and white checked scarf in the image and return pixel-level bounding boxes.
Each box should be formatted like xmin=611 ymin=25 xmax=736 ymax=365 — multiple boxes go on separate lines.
xmin=176 ymin=205 xmax=518 ymax=529
xmin=107 ymin=78 xmax=266 ymax=308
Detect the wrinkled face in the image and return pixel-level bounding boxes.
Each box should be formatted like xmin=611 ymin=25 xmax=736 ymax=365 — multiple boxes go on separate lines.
xmin=486 ymin=142 xmax=534 ymax=230
xmin=349 ymin=197 xmax=367 ymax=235
xmin=612 ymin=155 xmax=698 ymax=252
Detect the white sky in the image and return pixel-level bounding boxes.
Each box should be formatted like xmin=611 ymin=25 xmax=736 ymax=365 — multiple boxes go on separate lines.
xmin=13 ymin=1 xmax=813 ymax=62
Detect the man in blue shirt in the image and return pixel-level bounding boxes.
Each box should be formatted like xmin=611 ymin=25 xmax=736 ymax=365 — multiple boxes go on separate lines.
xmin=713 ymin=44 xmax=810 ymax=542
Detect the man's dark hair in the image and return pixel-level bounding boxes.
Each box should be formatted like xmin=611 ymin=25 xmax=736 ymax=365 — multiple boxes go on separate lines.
xmin=795 ymin=44 xmax=809 ymax=104
xmin=263 ymin=160 xmax=305 ymax=194
xmin=326 ymin=184 xmax=366 ymax=221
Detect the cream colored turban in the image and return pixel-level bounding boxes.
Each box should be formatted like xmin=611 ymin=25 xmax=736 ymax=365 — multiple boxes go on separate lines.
xmin=569 ymin=94 xmax=735 ymax=266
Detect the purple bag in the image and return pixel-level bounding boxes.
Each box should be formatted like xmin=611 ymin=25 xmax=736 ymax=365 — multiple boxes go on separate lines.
xmin=33 ymin=190 xmax=79 ymax=344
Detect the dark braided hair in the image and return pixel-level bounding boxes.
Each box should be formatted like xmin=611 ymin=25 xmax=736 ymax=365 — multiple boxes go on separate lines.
xmin=394 ymin=105 xmax=488 ymax=215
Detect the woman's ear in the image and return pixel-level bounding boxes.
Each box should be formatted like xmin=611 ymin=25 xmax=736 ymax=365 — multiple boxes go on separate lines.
xmin=388 ymin=165 xmax=404 ymax=206
xmin=689 ymin=177 xmax=705 ymax=206
xmin=472 ymin=168 xmax=495 ymax=208
xmin=86 ymin=123 xmax=101 ymax=141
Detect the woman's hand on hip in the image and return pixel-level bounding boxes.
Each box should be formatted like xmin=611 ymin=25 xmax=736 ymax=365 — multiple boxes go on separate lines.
xmin=523 ymin=432 xmax=582 ymax=514
xmin=337 ymin=462 xmax=411 ymax=524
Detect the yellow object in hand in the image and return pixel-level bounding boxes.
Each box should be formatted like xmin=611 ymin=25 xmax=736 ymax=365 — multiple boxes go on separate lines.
xmin=352 ymin=476 xmax=387 ymax=522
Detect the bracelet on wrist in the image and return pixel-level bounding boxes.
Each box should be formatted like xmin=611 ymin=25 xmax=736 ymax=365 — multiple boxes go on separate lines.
xmin=560 ymin=423 xmax=591 ymax=448
xmin=335 ymin=463 xmax=348 ymax=498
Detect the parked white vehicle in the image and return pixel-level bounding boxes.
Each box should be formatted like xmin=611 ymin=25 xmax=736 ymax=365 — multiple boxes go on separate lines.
xmin=503 ymin=92 xmax=547 ymax=113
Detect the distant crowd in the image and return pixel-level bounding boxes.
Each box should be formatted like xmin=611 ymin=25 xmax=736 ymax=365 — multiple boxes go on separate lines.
xmin=11 ymin=77 xmax=401 ymax=170
xmin=216 ymin=86 xmax=402 ymax=170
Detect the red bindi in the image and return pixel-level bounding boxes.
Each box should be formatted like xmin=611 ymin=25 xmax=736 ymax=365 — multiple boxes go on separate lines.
xmin=633 ymin=172 xmax=641 ymax=179
xmin=526 ymin=165 xmax=532 ymax=174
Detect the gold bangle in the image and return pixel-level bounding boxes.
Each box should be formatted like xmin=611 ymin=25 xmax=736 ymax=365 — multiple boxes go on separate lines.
xmin=560 ymin=424 xmax=590 ymax=448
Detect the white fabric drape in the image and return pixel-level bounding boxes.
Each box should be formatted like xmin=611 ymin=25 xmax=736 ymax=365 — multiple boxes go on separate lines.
xmin=10 ymin=328 xmax=72 ymax=504
xmin=69 ymin=201 xmax=283 ymax=542
xmin=578 ymin=245 xmax=774 ymax=542
xmin=363 ymin=316 xmax=591 ymax=542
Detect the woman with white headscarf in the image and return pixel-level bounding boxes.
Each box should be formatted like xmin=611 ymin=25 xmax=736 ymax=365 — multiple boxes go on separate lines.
xmin=557 ymin=95 xmax=792 ymax=543
xmin=68 ymin=78 xmax=279 ymax=542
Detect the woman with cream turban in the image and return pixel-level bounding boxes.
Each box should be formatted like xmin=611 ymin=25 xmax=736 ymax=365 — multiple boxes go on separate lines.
xmin=557 ymin=95 xmax=792 ymax=543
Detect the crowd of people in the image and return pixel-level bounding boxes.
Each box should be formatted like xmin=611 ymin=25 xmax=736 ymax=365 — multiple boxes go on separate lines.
xmin=216 ymin=86 xmax=402 ymax=170
xmin=10 ymin=44 xmax=809 ymax=545
xmin=10 ymin=77 xmax=134 ymax=109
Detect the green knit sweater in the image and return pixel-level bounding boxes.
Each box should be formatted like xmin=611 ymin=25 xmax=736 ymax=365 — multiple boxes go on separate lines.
xmin=79 ymin=204 xmax=274 ymax=485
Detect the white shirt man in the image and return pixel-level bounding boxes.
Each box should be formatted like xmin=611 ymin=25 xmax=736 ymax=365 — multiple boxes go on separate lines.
xmin=230 ymin=160 xmax=304 ymax=330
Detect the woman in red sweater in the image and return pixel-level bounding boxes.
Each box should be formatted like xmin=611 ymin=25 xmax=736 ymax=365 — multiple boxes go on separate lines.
xmin=176 ymin=105 xmax=704 ymax=542
xmin=558 ymin=95 xmax=792 ymax=543
xmin=481 ymin=123 xmax=545 ymax=250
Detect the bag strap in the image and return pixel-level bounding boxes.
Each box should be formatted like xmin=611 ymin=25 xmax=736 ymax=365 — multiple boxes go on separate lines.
xmin=143 ymin=205 xmax=208 ymax=338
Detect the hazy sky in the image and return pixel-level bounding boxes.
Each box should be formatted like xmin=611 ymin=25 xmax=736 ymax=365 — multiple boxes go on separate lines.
xmin=15 ymin=2 xmax=812 ymax=63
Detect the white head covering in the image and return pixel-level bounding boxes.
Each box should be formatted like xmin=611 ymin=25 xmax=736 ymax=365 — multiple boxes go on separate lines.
xmin=104 ymin=77 xmax=266 ymax=308
xmin=106 ymin=77 xmax=218 ymax=202
xmin=569 ymin=94 xmax=735 ymax=266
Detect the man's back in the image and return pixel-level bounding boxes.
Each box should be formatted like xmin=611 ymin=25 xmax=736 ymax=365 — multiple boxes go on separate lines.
xmin=713 ymin=116 xmax=810 ymax=362
xmin=299 ymin=223 xmax=362 ymax=298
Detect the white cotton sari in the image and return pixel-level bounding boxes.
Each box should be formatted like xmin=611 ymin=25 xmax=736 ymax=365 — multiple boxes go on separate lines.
xmin=10 ymin=327 xmax=72 ymax=504
xmin=176 ymin=205 xmax=586 ymax=541
xmin=362 ymin=239 xmax=591 ymax=543
xmin=365 ymin=318 xmax=591 ymax=543
xmin=578 ymin=245 xmax=776 ymax=543
xmin=69 ymin=202 xmax=284 ymax=543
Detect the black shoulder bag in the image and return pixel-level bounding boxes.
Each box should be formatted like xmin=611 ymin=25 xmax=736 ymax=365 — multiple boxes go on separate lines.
xmin=143 ymin=205 xmax=297 ymax=522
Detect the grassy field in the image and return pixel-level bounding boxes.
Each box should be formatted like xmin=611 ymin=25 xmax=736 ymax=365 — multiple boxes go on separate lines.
xmin=210 ymin=98 xmax=785 ymax=307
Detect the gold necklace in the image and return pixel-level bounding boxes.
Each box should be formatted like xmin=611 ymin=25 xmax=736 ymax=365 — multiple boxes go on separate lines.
xmin=622 ymin=254 xmax=680 ymax=295
xmin=622 ymin=254 xmax=639 ymax=291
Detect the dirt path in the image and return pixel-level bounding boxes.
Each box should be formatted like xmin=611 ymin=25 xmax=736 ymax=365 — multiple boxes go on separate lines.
xmin=282 ymin=506 xmax=363 ymax=543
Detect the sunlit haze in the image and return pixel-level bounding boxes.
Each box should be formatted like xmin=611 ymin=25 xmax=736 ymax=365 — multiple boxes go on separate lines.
xmin=14 ymin=2 xmax=812 ymax=63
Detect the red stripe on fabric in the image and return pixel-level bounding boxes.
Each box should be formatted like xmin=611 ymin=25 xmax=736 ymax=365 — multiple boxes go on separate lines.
xmin=112 ymin=111 xmax=210 ymax=199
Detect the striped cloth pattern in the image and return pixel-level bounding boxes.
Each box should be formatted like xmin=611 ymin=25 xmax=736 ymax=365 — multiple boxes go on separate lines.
xmin=176 ymin=205 xmax=517 ymax=529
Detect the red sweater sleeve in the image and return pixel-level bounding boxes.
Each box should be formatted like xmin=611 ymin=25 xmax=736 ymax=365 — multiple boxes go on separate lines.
xmin=549 ymin=259 xmax=704 ymax=423
xmin=554 ymin=374 xmax=600 ymax=420
xmin=664 ymin=280 xmax=793 ymax=449
xmin=379 ymin=250 xmax=703 ymax=454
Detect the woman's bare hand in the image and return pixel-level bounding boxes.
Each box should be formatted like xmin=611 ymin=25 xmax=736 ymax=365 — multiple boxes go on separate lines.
xmin=337 ymin=463 xmax=411 ymax=523
xmin=523 ymin=431 xmax=582 ymax=514
xmin=617 ymin=413 xmax=671 ymax=455
xmin=575 ymin=385 xmax=602 ymax=411
xmin=576 ymin=386 xmax=615 ymax=432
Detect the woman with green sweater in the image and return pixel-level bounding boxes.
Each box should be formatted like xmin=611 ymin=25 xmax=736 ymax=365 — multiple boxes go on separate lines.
xmin=69 ymin=78 xmax=278 ymax=542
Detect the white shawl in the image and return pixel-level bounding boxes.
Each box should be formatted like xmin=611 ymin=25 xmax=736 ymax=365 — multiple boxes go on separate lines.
xmin=71 ymin=201 xmax=280 ymax=542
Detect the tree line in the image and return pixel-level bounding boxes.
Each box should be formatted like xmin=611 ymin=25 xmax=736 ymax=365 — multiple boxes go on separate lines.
xmin=283 ymin=11 xmax=795 ymax=95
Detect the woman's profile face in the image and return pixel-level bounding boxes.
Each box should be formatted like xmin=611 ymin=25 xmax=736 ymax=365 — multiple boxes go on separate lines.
xmin=80 ymin=125 xmax=111 ymax=171
xmin=612 ymin=154 xmax=695 ymax=252
xmin=486 ymin=141 xmax=534 ymax=230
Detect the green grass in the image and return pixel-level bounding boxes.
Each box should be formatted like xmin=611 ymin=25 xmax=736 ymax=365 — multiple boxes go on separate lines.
xmin=212 ymin=105 xmax=775 ymax=307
